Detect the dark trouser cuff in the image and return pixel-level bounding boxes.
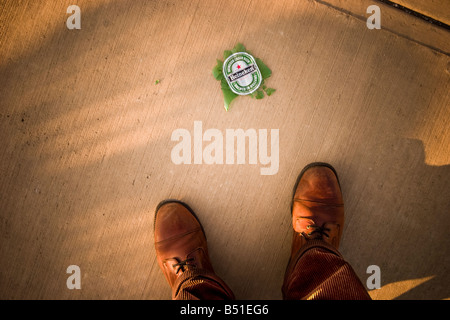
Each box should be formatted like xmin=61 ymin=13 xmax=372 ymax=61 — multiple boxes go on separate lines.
xmin=295 ymin=239 xmax=342 ymax=260
xmin=172 ymin=268 xmax=235 ymax=300
xmin=283 ymin=239 xmax=371 ymax=300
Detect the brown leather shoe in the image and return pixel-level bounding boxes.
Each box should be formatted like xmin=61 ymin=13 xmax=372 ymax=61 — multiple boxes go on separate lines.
xmin=154 ymin=200 xmax=214 ymax=290
xmin=290 ymin=162 xmax=345 ymax=255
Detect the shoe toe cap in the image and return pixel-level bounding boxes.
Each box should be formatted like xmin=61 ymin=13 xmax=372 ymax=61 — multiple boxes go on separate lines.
xmin=154 ymin=202 xmax=202 ymax=243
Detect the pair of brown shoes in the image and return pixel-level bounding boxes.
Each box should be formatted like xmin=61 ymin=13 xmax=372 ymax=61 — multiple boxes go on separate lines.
xmin=154 ymin=162 xmax=344 ymax=294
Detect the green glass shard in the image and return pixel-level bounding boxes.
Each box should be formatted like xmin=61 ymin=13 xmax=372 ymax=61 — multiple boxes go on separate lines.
xmin=213 ymin=43 xmax=275 ymax=111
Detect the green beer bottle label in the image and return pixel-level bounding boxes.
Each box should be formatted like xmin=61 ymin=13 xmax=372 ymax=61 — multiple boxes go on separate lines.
xmin=222 ymin=52 xmax=262 ymax=95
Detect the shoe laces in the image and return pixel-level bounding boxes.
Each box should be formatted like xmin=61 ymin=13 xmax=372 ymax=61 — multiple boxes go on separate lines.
xmin=172 ymin=258 xmax=195 ymax=274
xmin=301 ymin=224 xmax=330 ymax=240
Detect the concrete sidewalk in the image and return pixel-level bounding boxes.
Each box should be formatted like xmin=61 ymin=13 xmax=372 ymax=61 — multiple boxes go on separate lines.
xmin=0 ymin=0 xmax=449 ymax=299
